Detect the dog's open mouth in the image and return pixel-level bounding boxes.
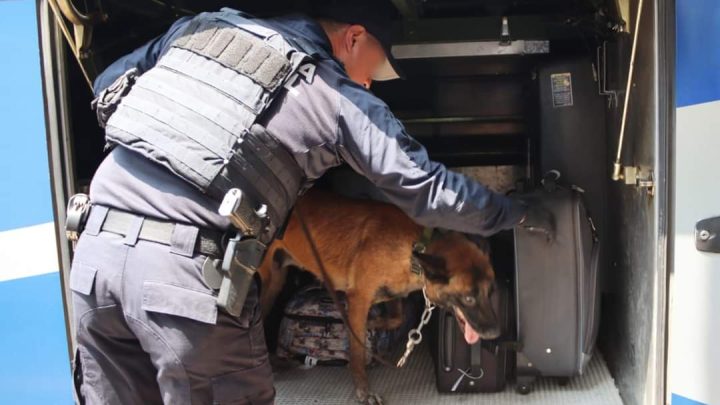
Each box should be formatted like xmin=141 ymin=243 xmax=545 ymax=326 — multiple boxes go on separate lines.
xmin=454 ymin=307 xmax=481 ymax=345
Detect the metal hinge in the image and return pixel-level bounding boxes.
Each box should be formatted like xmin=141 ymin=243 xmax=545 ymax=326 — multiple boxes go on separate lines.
xmin=595 ymin=41 xmax=621 ymax=109
xmin=618 ymin=166 xmax=655 ymax=196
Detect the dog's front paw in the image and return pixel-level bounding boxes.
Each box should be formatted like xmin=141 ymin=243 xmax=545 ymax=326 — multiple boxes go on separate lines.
xmin=355 ymin=388 xmax=384 ymax=405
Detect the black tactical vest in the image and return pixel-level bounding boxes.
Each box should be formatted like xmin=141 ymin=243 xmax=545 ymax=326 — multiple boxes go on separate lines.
xmin=103 ymin=8 xmax=319 ymax=233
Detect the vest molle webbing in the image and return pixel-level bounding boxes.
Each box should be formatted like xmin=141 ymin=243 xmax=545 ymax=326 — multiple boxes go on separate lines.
xmin=103 ymin=9 xmax=315 ymax=233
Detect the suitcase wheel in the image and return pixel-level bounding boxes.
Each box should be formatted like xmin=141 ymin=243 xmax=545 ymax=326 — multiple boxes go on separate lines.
xmin=516 ymin=376 xmax=535 ymax=395
xmin=557 ymin=377 xmax=571 ymax=387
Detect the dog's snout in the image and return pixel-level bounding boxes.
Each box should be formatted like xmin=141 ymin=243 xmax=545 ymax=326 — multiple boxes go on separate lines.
xmin=479 ymin=326 xmax=501 ymax=340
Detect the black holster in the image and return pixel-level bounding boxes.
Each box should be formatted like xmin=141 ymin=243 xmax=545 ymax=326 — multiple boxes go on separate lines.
xmin=216 ymin=235 xmax=267 ymax=317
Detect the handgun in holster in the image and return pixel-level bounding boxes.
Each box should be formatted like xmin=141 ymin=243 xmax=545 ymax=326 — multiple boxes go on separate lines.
xmin=216 ymin=188 xmax=269 ymax=317
xmin=65 ymin=194 xmax=92 ymax=248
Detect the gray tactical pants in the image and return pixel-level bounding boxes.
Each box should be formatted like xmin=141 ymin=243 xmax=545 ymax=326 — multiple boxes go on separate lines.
xmin=69 ymin=212 xmax=274 ymax=404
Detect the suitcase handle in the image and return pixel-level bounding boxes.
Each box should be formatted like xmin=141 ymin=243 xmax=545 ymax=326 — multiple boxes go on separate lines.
xmin=441 ymin=311 xmax=454 ymax=372
xmin=470 ymin=339 xmax=484 ymax=378
xmin=541 ymin=170 xmax=562 ymax=191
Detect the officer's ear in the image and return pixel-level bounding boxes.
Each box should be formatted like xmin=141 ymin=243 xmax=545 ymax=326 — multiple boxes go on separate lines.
xmin=344 ymin=24 xmax=366 ymax=52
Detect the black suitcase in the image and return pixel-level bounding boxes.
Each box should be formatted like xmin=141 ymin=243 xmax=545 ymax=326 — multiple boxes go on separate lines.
xmin=513 ymin=176 xmax=601 ymax=394
xmin=429 ymin=266 xmax=514 ymax=393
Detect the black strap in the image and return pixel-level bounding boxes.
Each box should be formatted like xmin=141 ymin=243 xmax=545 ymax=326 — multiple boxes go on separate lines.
xmin=210 ymin=124 xmax=305 ymax=239
xmin=470 ymin=340 xmax=483 ymax=377
xmin=440 ymin=310 xmax=454 ymax=371
xmin=289 ymin=354 xmax=348 ymax=367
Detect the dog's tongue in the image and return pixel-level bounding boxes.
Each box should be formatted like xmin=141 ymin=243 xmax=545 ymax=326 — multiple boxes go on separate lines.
xmin=463 ymin=321 xmax=481 ymax=345
xmin=455 ymin=308 xmax=481 ymax=344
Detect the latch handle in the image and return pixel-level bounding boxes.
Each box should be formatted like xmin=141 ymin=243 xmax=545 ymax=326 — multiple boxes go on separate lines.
xmin=696 ymin=216 xmax=720 ymax=253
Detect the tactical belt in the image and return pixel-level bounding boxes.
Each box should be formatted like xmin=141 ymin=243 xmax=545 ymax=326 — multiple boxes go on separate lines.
xmin=99 ymin=208 xmax=226 ymax=257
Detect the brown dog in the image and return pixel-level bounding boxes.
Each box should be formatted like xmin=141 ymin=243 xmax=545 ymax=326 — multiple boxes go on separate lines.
xmin=258 ymin=189 xmax=500 ymax=404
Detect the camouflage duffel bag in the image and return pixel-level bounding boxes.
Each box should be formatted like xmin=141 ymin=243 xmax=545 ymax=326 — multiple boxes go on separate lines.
xmin=276 ymin=285 xmax=397 ymax=367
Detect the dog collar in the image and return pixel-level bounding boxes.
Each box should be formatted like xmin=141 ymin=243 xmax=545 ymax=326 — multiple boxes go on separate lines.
xmin=410 ymin=255 xmax=424 ymax=276
xmin=411 ymin=228 xmax=435 ymax=275
xmin=412 ymin=227 xmax=435 ymax=253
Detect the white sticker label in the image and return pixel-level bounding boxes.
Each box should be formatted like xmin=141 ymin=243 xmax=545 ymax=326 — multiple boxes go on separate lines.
xmin=550 ymin=72 xmax=574 ymax=108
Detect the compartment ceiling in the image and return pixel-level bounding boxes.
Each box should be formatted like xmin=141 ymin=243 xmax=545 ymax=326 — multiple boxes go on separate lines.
xmin=74 ymin=0 xmax=625 ymax=70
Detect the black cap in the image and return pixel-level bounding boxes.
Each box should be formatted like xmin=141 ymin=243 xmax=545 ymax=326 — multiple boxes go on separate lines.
xmin=314 ymin=0 xmax=403 ymax=80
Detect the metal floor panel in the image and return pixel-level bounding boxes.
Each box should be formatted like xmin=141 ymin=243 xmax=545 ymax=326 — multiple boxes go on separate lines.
xmin=274 ymin=344 xmax=623 ymax=405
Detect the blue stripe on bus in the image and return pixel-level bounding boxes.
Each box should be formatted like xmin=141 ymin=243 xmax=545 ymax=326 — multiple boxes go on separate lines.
xmin=0 ymin=0 xmax=54 ymax=232
xmin=676 ymin=0 xmax=720 ymax=107
xmin=0 ymin=273 xmax=72 ymax=404
xmin=672 ymin=393 xmax=708 ymax=405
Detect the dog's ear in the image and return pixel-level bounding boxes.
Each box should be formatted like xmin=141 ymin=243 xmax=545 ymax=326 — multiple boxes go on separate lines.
xmin=466 ymin=234 xmax=491 ymax=255
xmin=412 ymin=251 xmax=450 ymax=283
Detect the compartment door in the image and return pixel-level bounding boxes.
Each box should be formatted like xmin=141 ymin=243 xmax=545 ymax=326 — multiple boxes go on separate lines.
xmin=0 ymin=1 xmax=72 ymax=403
xmin=668 ymin=1 xmax=720 ymax=404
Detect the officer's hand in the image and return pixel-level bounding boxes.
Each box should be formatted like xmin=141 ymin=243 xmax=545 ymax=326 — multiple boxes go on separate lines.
xmin=516 ymin=199 xmax=555 ymax=241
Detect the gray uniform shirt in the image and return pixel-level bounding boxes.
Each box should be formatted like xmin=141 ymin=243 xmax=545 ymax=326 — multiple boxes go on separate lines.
xmin=91 ymin=12 xmax=525 ymax=235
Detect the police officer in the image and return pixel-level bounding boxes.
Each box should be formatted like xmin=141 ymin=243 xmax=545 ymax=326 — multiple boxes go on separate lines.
xmin=69 ymin=1 xmax=552 ymax=404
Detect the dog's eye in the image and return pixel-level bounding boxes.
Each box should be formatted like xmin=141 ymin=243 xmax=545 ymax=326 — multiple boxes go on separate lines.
xmin=463 ymin=296 xmax=476 ymax=306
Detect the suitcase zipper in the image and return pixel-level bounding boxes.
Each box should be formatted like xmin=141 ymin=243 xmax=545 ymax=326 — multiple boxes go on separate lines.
xmin=577 ymin=196 xmax=601 ymax=357
xmin=574 ymin=192 xmax=586 ymax=370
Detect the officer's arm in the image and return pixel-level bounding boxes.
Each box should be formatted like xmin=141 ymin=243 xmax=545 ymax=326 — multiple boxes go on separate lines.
xmin=92 ymin=16 xmax=192 ymax=95
xmin=336 ymin=85 xmax=526 ymax=236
